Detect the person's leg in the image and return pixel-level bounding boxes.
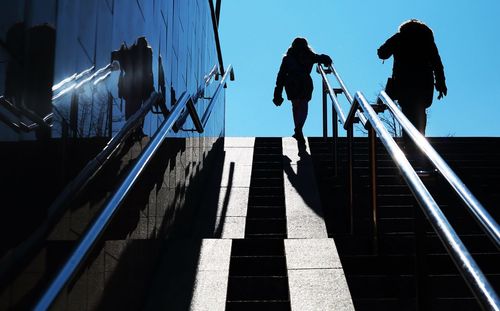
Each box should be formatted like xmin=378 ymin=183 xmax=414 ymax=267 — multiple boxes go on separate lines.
xmin=301 ymin=98 xmax=309 ymax=128
xmin=401 ymin=104 xmax=427 ymax=135
xmin=291 ymin=99 xmax=300 ymax=133
xmin=401 ymin=102 xmax=429 ymax=168
xmin=292 ymin=99 xmax=308 ymax=133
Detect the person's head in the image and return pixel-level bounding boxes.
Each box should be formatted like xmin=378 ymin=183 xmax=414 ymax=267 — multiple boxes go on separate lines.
xmin=286 ymin=37 xmax=314 ymax=57
xmin=398 ymin=19 xmax=434 ymax=41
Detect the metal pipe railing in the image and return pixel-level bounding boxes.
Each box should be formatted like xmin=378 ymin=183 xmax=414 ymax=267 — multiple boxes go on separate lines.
xmin=317 ymin=58 xmax=499 ymax=310
xmin=378 ymin=91 xmax=500 ymax=249
xmin=0 ymin=93 xmax=161 ymax=292
xmin=317 ymin=64 xmax=357 ymax=232
xmin=176 ymin=64 xmax=220 ymax=131
xmin=34 ymin=63 xmax=232 ymax=310
xmin=35 ymin=91 xmax=190 ymax=311
xmin=0 ymin=96 xmax=53 ymax=131
xmin=201 ymin=65 xmax=233 ymax=127
xmin=317 ymin=65 xmax=347 ymax=125
xmin=354 ymin=91 xmax=500 ymax=311
xmin=327 ymin=64 xmax=367 ymax=125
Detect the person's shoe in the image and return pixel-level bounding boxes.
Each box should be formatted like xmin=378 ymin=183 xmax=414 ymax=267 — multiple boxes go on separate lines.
xmin=298 ymin=142 xmax=308 ymax=157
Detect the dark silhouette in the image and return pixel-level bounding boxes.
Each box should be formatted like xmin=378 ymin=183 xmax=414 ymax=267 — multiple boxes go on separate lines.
xmin=273 ymin=37 xmax=332 ymax=143
xmin=378 ymin=19 xmax=447 ymax=145
xmin=154 ymin=54 xmax=170 ymax=117
xmin=112 ymin=36 xmax=154 ymax=138
xmin=2 ymin=22 xmax=56 ymax=139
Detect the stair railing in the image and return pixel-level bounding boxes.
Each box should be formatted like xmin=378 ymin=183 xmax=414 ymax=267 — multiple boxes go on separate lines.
xmin=378 ymin=90 xmax=500 ymax=249
xmin=347 ymin=91 xmax=500 ymax=311
xmin=33 ymin=64 xmax=232 ymax=311
xmin=0 ymin=63 xmax=223 ymax=294
xmin=318 ymin=62 xmax=499 ymax=310
xmin=317 ymin=64 xmax=366 ymax=233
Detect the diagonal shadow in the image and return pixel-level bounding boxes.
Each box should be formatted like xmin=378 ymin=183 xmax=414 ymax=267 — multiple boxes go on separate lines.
xmin=214 ymin=161 xmax=235 ymax=237
xmin=282 ymin=142 xmax=325 ymax=219
xmin=142 ymin=142 xmax=234 ymax=310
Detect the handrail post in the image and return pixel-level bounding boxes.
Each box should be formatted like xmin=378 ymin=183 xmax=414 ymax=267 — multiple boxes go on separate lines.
xmin=368 ymin=125 xmax=378 ymax=253
xmin=347 ymin=124 xmax=354 ymax=234
xmin=322 ymin=80 xmax=328 ymax=139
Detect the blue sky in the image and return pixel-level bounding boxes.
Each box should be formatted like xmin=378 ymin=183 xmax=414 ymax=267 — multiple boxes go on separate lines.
xmin=219 ymin=0 xmax=500 ymax=137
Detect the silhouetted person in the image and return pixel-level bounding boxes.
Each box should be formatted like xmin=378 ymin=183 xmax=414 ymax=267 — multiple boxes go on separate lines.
xmin=273 ymin=37 xmax=332 ymax=143
xmin=378 ymin=19 xmax=447 ymax=160
xmin=112 ymin=36 xmax=154 ymax=138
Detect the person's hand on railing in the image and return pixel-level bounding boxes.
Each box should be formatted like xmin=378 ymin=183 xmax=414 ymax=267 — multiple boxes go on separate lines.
xmin=317 ymin=54 xmax=332 ymax=68
xmin=324 ymin=55 xmax=333 ymax=67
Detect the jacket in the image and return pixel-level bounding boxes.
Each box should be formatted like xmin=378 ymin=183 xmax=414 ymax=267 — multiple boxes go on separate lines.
xmin=378 ymin=26 xmax=446 ymax=107
xmin=275 ymin=52 xmax=331 ymax=101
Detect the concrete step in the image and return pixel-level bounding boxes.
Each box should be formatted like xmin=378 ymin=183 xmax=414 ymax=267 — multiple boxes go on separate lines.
xmin=226 ymin=276 xmax=290 ymax=301
xmin=346 ymin=274 xmax=414 ymax=299
xmin=248 ymin=195 xmax=285 ymax=207
xmin=247 ymin=206 xmax=286 ymax=218
xmin=245 ymin=218 xmax=287 ymax=236
xmin=352 ymin=298 xmax=415 ymax=311
xmin=226 ymin=300 xmax=291 ymax=311
xmin=229 ymin=256 xmax=287 ymax=276
xmin=231 ymin=239 xmax=285 ymax=257
xmin=334 ymin=234 xmax=497 ymax=255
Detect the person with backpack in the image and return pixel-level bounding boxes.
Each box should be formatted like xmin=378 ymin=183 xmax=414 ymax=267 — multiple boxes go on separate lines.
xmin=378 ymin=19 xmax=447 ymax=170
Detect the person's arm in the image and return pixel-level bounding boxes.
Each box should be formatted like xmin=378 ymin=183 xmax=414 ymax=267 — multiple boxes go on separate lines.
xmin=313 ymin=53 xmax=333 ymax=67
xmin=377 ymin=33 xmax=399 ymax=60
xmin=430 ymin=41 xmax=447 ymax=99
xmin=273 ymin=56 xmax=287 ymax=106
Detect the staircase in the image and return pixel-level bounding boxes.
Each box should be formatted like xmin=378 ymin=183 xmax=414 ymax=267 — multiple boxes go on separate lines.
xmin=309 ymin=137 xmax=500 ymax=311
xmin=226 ymin=137 xmax=291 ymax=310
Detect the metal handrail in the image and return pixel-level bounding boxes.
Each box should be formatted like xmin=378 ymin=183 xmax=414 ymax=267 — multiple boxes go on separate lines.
xmin=0 ymin=96 xmax=53 ymax=132
xmin=317 ymin=63 xmax=366 ymax=231
xmin=34 ymin=64 xmax=232 ymax=310
xmin=175 ymin=64 xmax=226 ymax=132
xmin=327 ymin=64 xmax=367 ymax=125
xmin=317 ymin=65 xmax=347 ymax=125
xmin=201 ymin=65 xmax=233 ymax=127
xmin=379 ymin=91 xmax=500 ymax=249
xmin=353 ymin=91 xmax=500 ymax=311
xmin=0 ymin=92 xmax=162 ymax=293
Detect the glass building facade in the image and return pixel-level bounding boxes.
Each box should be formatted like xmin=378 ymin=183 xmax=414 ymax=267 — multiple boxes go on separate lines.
xmin=0 ymin=0 xmax=226 ymax=309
